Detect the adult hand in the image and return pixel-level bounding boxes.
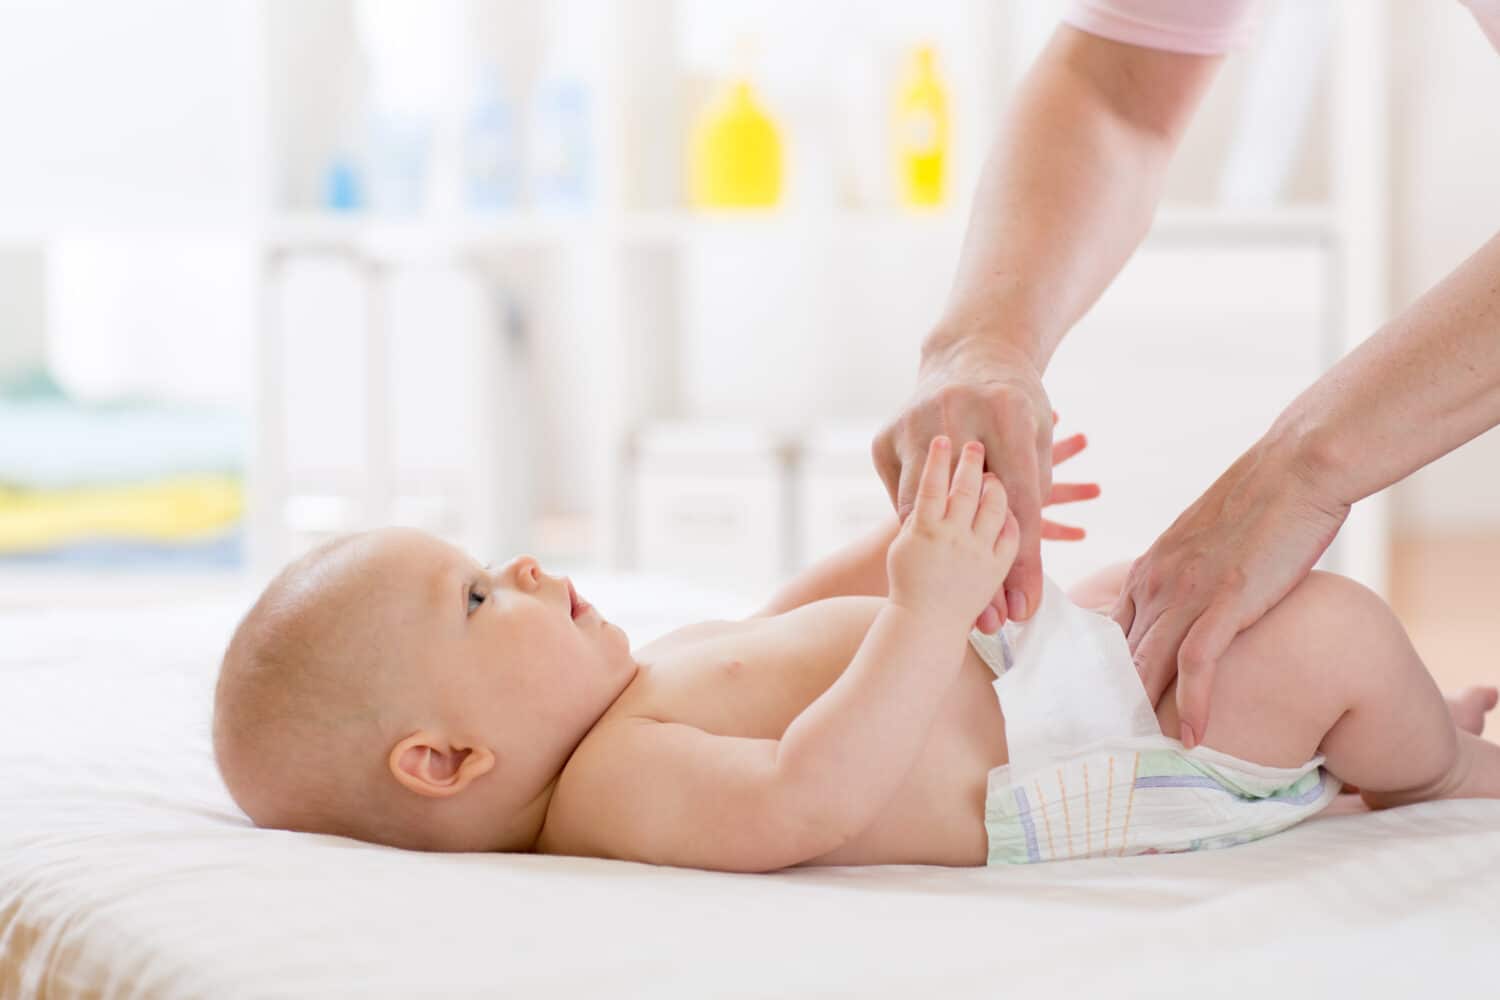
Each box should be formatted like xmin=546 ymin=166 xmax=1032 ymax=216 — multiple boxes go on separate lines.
xmin=1110 ymin=441 xmax=1350 ymax=749
xmin=874 ymin=338 xmax=1057 ymax=632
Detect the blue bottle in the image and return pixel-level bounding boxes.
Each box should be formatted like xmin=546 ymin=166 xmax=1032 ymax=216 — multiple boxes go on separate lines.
xmin=465 ymin=69 xmax=521 ymax=212
xmin=324 ymin=154 xmax=363 ymax=212
xmin=529 ymin=2 xmax=594 ymax=209
xmin=530 ymin=77 xmax=591 ymax=208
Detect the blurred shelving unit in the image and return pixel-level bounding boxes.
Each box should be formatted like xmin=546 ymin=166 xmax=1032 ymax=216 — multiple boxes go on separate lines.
xmin=243 ymin=0 xmax=1391 ymax=598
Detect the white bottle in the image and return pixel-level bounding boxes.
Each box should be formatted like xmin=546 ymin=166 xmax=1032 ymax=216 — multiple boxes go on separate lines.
xmin=528 ymin=0 xmax=595 ymax=209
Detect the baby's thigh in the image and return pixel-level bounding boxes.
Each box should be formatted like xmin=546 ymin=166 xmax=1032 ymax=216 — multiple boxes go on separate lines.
xmin=1151 ymin=572 xmax=1374 ymax=768
xmin=1066 ymin=561 xmax=1133 ymax=613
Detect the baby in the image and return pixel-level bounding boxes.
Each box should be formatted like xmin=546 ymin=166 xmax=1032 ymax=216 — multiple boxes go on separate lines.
xmin=214 ymin=438 xmax=1500 ymax=871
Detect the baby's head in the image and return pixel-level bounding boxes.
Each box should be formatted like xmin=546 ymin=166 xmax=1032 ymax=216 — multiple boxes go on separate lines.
xmin=213 ymin=527 xmax=635 ymax=852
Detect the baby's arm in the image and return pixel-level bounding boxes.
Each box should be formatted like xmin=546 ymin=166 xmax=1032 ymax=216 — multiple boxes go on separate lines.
xmin=751 ymin=518 xmax=898 ymax=617
xmin=569 ymin=439 xmax=1017 ymax=872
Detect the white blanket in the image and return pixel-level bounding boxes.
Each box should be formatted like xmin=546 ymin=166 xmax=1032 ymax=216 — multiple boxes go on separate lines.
xmin=2 ymin=582 xmax=1498 ymax=999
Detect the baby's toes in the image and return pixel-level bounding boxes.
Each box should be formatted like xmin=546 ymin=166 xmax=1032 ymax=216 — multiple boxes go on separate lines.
xmin=1446 ymin=686 xmax=1498 ymax=736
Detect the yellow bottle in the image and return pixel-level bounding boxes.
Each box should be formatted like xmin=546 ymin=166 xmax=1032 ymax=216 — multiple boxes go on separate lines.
xmin=894 ymin=44 xmax=949 ymax=208
xmin=688 ymin=78 xmax=783 ymax=209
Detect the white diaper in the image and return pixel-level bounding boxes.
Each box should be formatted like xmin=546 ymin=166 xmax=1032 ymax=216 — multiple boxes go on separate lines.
xmin=970 ymin=578 xmax=1341 ymax=865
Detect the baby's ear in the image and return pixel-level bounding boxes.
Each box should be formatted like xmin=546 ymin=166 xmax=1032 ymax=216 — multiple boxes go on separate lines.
xmin=388 ymin=731 xmax=496 ymax=798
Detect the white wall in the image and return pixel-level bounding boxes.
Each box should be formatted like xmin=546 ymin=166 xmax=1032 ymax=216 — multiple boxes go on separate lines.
xmin=0 ymin=251 xmax=46 ymax=380
xmin=1387 ymin=1 xmax=1500 ymax=533
xmin=46 ymin=237 xmax=254 ymax=405
xmin=0 ymin=0 xmax=259 ymax=234
xmin=0 ymin=0 xmax=259 ymax=406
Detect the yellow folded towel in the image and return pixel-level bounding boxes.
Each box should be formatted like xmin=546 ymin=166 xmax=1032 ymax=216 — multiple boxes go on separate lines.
xmin=0 ymin=476 xmax=243 ymax=553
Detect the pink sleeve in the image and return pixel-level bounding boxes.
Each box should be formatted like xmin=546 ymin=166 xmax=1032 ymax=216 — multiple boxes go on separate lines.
xmin=1061 ymin=0 xmax=1263 ymax=55
xmin=1462 ymin=0 xmax=1500 ymax=53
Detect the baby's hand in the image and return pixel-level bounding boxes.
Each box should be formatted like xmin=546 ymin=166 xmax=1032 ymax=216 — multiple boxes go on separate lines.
xmin=887 ymin=437 xmax=1021 ymax=631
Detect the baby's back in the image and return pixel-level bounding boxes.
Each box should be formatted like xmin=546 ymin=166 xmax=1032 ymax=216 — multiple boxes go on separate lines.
xmin=537 ymin=596 xmax=1012 ymax=866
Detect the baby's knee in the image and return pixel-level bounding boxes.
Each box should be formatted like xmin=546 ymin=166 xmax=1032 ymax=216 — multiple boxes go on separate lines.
xmin=1215 ymin=571 xmax=1412 ymax=731
xmin=1282 ymin=572 xmax=1451 ymax=748
xmin=1280 ymin=571 xmax=1412 ymax=695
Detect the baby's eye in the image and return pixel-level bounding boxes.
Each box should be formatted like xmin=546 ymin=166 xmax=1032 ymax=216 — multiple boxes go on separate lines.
xmin=467 ymin=586 xmax=487 ymax=614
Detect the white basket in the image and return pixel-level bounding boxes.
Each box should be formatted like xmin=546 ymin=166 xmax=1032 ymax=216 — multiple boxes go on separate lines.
xmin=794 ymin=423 xmax=892 ymax=569
xmin=633 ymin=423 xmax=791 ymax=594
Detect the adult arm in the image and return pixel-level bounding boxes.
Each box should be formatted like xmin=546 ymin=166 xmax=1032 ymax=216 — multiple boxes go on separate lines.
xmin=873 ymin=26 xmax=1223 ymax=628
xmin=1121 ymin=227 xmax=1500 ymax=747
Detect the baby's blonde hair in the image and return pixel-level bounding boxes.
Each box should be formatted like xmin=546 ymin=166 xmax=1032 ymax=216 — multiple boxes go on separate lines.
xmin=213 ymin=535 xmax=423 ymax=846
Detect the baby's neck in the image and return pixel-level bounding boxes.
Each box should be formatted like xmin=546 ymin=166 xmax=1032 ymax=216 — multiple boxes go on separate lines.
xmin=498 ymin=774 xmax=560 ymax=852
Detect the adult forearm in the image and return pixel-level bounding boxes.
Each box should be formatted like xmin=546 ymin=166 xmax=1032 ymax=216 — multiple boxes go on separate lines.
xmin=930 ymin=29 xmax=1220 ymax=369
xmin=1272 ymin=227 xmax=1500 ymax=506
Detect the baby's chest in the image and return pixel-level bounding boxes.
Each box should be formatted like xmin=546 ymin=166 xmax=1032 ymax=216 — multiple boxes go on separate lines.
xmin=633 ymin=644 xmax=846 ymax=740
xmin=624 ymin=631 xmax=857 ymax=741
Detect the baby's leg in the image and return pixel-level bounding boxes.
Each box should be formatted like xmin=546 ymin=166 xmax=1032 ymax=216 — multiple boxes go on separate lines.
xmin=1152 ymin=571 xmax=1500 ymax=807
xmin=1069 ymin=563 xmax=1495 ymax=739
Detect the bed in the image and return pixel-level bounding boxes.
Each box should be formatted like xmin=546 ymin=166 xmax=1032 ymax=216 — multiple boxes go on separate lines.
xmin=3 ymin=576 xmax=1498 ymax=999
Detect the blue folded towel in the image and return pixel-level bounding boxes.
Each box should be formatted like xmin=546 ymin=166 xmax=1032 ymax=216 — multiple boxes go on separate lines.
xmin=0 ymin=373 xmax=245 ymax=490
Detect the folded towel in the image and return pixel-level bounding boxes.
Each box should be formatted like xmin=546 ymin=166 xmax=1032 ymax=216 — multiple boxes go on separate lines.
xmin=0 ymin=476 xmax=243 ymax=553
xmin=0 ymin=394 xmax=244 ymax=491
xmin=0 ymin=530 xmax=243 ymax=568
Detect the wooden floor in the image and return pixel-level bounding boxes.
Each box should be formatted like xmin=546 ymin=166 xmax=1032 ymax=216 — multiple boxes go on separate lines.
xmin=1389 ymin=533 xmax=1500 ymax=692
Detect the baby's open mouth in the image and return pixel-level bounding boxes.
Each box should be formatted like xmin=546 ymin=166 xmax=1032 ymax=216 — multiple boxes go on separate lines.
xmin=567 ymin=580 xmax=591 ymax=621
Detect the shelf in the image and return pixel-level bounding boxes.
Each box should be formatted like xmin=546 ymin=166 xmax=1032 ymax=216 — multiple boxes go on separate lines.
xmin=0 ymin=205 xmax=1338 ymax=257
xmin=1150 ymin=204 xmax=1336 ymax=243
xmin=262 ymin=211 xmax=598 ymax=259
xmin=621 ymin=205 xmax=1336 ymax=249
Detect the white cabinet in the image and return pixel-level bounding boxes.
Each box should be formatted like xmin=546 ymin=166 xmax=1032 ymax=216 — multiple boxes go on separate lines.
xmin=633 ymin=425 xmax=789 ymax=594
xmin=263 ymin=254 xmax=524 ymax=561
xmin=795 ymin=425 xmax=893 ymax=570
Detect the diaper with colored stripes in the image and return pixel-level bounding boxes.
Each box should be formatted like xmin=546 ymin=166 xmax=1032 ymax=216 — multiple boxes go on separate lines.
xmin=969 ymin=578 xmax=1341 ymax=865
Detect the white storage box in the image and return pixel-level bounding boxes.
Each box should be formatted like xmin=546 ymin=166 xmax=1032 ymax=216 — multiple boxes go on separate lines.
xmin=633 ymin=423 xmax=790 ymax=595
xmin=795 ymin=424 xmax=894 ymax=569
xmin=265 ymin=256 xmax=525 ymax=567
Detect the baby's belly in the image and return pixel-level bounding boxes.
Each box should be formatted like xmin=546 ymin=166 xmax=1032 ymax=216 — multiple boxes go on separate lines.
xmin=797 ymin=634 xmax=1188 ymax=867
xmin=797 ymin=642 xmax=1010 ymax=867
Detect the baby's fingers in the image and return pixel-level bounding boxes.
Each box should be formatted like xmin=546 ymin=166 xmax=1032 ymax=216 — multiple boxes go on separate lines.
xmin=974 ymin=472 xmax=1009 ymax=539
xmin=946 ymin=441 xmax=985 ymax=523
xmin=912 ymin=436 xmax=951 ymax=526
xmin=995 ymin=510 xmax=1021 ymax=561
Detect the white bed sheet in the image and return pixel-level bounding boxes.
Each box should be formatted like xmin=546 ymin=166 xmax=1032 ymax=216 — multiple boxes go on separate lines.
xmin=2 ymin=580 xmax=1498 ymax=999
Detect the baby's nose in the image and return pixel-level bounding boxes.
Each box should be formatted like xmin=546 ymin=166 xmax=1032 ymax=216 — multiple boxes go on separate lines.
xmin=500 ymin=554 xmax=545 ymax=585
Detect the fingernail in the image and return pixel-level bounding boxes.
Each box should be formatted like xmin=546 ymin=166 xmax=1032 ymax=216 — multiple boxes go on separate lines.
xmin=1180 ymin=721 xmax=1197 ymax=749
xmin=1006 ymin=589 xmax=1028 ymax=621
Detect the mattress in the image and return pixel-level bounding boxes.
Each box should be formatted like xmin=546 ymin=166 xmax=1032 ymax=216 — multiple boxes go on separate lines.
xmin=2 ymin=578 xmax=1498 ymax=999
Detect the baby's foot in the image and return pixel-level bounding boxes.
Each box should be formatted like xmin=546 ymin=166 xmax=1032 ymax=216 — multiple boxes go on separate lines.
xmin=1341 ymin=686 xmax=1497 ymax=797
xmin=1447 ymin=686 xmax=1498 ymax=736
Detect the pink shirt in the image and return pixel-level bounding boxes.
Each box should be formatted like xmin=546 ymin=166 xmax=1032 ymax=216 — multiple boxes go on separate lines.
xmin=1063 ymin=0 xmax=1500 ymax=55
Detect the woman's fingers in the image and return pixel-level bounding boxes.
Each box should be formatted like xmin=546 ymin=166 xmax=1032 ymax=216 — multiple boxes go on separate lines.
xmin=1047 ymin=481 xmax=1100 ymax=506
xmin=1051 ymin=432 xmax=1088 ymax=466
xmin=1130 ymin=606 xmax=1199 ymax=706
xmin=1110 ymin=589 xmax=1137 ymax=637
xmin=1174 ymin=606 xmax=1244 ymax=748
xmin=1039 ymin=519 xmax=1086 ymax=541
xmin=995 ymin=510 xmax=1021 ymax=560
